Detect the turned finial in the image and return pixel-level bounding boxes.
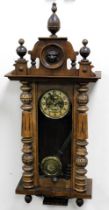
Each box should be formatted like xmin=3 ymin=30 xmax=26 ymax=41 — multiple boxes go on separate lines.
xmin=80 ymin=39 xmax=90 ymax=61
xmin=48 ymin=3 xmax=60 ymax=36
xmin=16 ymin=39 xmax=27 ymax=59
xmin=52 ymin=2 xmax=57 ymax=13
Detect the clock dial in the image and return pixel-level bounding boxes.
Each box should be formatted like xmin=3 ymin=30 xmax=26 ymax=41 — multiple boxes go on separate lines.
xmin=40 ymin=89 xmax=70 ymax=119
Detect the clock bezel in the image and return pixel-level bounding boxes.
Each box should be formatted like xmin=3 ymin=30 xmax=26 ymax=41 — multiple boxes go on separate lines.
xmin=39 ymin=89 xmax=71 ymax=119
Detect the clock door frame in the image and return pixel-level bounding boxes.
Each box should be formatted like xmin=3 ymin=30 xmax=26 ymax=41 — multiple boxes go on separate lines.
xmin=32 ymin=82 xmax=74 ymax=195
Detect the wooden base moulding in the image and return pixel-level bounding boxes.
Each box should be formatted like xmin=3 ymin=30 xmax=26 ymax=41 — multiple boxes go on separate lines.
xmin=16 ymin=177 xmax=92 ymax=199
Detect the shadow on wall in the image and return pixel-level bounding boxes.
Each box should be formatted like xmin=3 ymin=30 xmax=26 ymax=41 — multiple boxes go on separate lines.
xmin=0 ymin=79 xmax=21 ymax=175
xmin=64 ymin=0 xmax=76 ymax=2
xmin=0 ymin=79 xmax=25 ymax=205
xmin=46 ymin=0 xmax=76 ymax=2
xmin=88 ymin=82 xmax=99 ymax=97
xmin=0 ymin=80 xmax=21 ymax=118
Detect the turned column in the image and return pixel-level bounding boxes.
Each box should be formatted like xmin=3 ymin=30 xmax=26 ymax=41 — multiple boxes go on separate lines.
xmin=20 ymin=81 xmax=34 ymax=189
xmin=74 ymin=83 xmax=89 ymax=193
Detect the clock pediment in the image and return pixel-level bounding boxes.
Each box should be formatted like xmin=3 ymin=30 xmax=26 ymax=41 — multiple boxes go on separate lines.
xmin=5 ymin=3 xmax=101 ymax=81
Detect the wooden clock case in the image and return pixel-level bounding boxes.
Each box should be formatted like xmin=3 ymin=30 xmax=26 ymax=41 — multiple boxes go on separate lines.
xmin=5 ymin=3 xmax=101 ymax=207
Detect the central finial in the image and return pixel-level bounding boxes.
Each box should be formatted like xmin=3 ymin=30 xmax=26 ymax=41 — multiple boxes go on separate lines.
xmin=52 ymin=2 xmax=57 ymax=13
xmin=48 ymin=3 xmax=60 ymax=36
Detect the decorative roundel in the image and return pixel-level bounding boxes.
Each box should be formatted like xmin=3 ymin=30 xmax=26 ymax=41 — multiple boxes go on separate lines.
xmin=41 ymin=44 xmax=65 ymax=69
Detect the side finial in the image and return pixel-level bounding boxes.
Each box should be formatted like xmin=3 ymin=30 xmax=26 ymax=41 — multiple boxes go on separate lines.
xmin=80 ymin=39 xmax=90 ymax=61
xmin=48 ymin=3 xmax=60 ymax=36
xmin=16 ymin=39 xmax=27 ymax=59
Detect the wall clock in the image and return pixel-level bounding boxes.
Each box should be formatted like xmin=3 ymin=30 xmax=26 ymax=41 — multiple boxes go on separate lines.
xmin=5 ymin=3 xmax=101 ymax=207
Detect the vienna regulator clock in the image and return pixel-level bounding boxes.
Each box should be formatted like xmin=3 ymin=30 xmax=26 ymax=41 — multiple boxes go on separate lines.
xmin=5 ymin=3 xmax=101 ymax=207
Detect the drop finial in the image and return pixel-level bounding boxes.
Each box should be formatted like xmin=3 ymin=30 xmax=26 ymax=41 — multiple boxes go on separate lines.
xmin=48 ymin=3 xmax=60 ymax=36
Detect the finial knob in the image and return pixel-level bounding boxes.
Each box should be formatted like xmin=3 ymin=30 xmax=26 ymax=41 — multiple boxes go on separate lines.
xmin=16 ymin=39 xmax=27 ymax=59
xmin=48 ymin=3 xmax=60 ymax=36
xmin=80 ymin=39 xmax=90 ymax=61
xmin=52 ymin=2 xmax=57 ymax=13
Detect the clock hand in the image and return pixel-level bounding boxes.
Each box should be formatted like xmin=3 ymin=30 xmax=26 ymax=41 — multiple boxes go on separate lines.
xmin=49 ymin=92 xmax=54 ymax=100
xmin=55 ymin=100 xmax=63 ymax=108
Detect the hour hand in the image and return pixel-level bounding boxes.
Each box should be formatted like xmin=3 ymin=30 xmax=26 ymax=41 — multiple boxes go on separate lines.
xmin=48 ymin=92 xmax=54 ymax=102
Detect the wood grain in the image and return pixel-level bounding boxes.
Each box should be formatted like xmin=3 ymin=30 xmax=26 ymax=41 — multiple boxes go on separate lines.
xmin=20 ymin=81 xmax=34 ymax=189
xmin=74 ymin=83 xmax=89 ymax=192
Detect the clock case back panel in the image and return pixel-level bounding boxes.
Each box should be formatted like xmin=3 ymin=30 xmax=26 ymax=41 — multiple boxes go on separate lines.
xmin=38 ymin=84 xmax=73 ymax=180
xmin=33 ymin=83 xmax=76 ymax=195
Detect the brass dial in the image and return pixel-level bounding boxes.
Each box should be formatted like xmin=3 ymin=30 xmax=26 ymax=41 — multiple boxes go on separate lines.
xmin=40 ymin=89 xmax=70 ymax=119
